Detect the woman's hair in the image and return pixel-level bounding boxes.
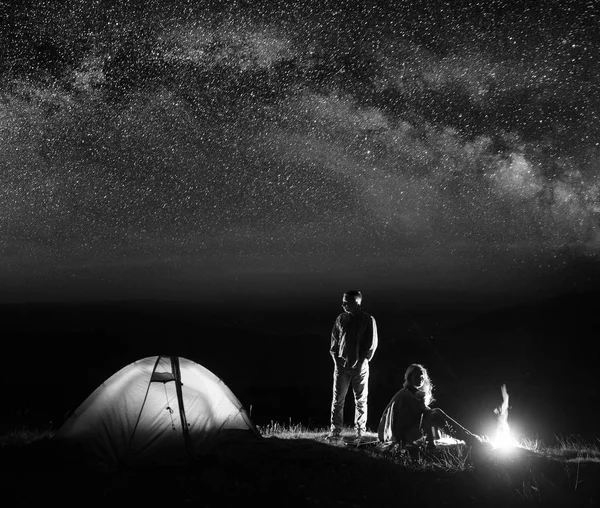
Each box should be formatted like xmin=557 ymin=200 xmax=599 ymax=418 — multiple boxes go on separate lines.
xmin=403 ymin=363 xmax=435 ymax=407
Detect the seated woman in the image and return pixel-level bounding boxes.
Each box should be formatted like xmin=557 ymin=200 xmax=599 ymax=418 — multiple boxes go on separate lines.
xmin=377 ymin=363 xmax=483 ymax=450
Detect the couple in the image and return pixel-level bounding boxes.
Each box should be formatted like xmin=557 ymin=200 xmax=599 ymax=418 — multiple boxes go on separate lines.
xmin=328 ymin=290 xmax=482 ymax=449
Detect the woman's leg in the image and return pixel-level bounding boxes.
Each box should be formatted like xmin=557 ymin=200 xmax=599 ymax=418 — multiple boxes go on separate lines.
xmin=421 ymin=410 xmax=446 ymax=448
xmin=427 ymin=408 xmax=484 ymax=447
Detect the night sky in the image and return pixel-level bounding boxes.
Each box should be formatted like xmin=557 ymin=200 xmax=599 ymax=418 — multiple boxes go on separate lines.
xmin=1 ymin=0 xmax=599 ymax=309
xmin=2 ymin=0 xmax=600 ymax=444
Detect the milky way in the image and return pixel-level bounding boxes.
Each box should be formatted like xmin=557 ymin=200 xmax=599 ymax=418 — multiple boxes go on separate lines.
xmin=1 ymin=1 xmax=599 ymax=304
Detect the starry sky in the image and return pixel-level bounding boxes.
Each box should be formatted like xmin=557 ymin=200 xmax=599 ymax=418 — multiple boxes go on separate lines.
xmin=1 ymin=0 xmax=599 ymax=309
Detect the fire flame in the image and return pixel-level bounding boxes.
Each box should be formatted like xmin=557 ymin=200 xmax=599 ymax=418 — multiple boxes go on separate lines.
xmin=492 ymin=384 xmax=518 ymax=450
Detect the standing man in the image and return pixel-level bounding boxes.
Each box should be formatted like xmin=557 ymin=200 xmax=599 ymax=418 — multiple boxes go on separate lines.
xmin=328 ymin=290 xmax=378 ymax=440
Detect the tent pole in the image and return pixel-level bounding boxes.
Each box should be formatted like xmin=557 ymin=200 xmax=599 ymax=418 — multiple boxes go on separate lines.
xmin=171 ymin=356 xmax=194 ymax=458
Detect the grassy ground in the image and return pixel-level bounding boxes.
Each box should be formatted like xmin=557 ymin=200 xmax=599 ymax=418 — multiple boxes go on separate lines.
xmin=1 ymin=423 xmax=599 ymax=507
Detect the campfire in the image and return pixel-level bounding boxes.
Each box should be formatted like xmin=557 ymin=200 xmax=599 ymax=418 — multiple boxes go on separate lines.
xmin=432 ymin=384 xmax=523 ymax=451
xmin=491 ymin=384 xmax=519 ymax=451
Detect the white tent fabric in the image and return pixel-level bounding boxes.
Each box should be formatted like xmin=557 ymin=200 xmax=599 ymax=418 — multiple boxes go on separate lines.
xmin=54 ymin=356 xmax=258 ymax=467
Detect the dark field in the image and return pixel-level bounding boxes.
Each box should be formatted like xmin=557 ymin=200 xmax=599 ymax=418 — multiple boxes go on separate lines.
xmin=2 ymin=288 xmax=599 ymax=444
xmin=3 ymin=426 xmax=600 ymax=507
xmin=2 ymin=289 xmax=599 ymax=507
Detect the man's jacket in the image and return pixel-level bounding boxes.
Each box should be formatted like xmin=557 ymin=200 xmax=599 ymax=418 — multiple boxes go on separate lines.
xmin=330 ymin=310 xmax=378 ymax=368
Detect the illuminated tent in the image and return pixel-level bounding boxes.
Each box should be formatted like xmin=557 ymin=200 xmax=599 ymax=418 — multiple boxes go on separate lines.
xmin=53 ymin=355 xmax=259 ymax=468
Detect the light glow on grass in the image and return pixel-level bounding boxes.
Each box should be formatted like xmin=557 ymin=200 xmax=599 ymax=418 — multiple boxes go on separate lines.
xmin=434 ymin=435 xmax=465 ymax=446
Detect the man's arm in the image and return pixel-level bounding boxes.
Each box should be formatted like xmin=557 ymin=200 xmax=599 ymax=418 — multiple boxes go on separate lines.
xmin=364 ymin=316 xmax=378 ymax=361
xmin=330 ymin=315 xmax=341 ymax=357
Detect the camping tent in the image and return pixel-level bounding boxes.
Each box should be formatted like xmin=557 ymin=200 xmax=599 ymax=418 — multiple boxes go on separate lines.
xmin=53 ymin=355 xmax=259 ymax=468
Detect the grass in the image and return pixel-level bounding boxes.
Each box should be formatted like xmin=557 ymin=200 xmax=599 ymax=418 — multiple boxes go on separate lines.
xmin=2 ymin=422 xmax=599 ymax=507
xmin=0 ymin=426 xmax=53 ymax=447
xmin=259 ymin=421 xmax=476 ymax=472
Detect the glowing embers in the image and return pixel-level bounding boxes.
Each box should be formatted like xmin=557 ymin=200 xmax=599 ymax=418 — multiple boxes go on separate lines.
xmin=491 ymin=384 xmax=519 ymax=452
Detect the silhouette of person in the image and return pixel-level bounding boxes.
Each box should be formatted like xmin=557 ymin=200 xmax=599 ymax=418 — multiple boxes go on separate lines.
xmin=328 ymin=290 xmax=378 ymax=440
xmin=377 ymin=363 xmax=483 ymax=450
